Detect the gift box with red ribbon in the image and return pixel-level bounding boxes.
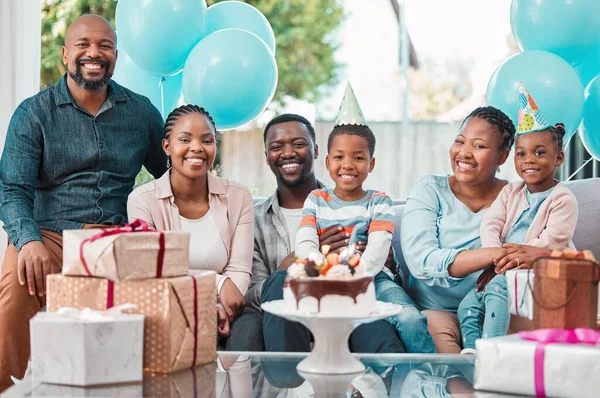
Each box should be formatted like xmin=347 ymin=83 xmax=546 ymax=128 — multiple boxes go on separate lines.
xmin=474 ymin=329 xmax=600 ymax=398
xmin=62 ymin=220 xmax=190 ymax=281
xmin=46 ymin=271 xmax=217 ymax=373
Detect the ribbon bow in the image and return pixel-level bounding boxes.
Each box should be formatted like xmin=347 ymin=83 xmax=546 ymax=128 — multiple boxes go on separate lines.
xmin=520 ymin=328 xmax=600 ymax=345
xmin=56 ymin=304 xmax=137 ymax=321
xmin=79 ymin=219 xmax=166 ymax=278
xmin=518 ymin=328 xmax=600 ymax=397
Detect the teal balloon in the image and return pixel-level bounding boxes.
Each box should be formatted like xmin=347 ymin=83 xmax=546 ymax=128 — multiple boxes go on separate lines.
xmin=112 ymin=46 xmax=182 ymax=119
xmin=510 ymin=0 xmax=600 ymax=64
xmin=580 ymin=75 xmax=600 ymax=161
xmin=115 ymin=0 xmax=207 ymax=77
xmin=573 ymin=44 xmax=600 ymax=87
xmin=486 ymin=50 xmax=584 ymax=142
xmin=182 ymin=29 xmax=278 ymax=130
xmin=202 ymin=1 xmax=275 ymax=54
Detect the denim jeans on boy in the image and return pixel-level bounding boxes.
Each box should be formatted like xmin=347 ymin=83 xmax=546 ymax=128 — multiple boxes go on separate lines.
xmin=374 ymin=270 xmax=437 ymax=353
xmin=457 ymin=274 xmax=510 ymax=350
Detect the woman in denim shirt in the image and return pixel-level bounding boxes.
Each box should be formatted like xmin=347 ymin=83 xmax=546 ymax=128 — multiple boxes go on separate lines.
xmin=400 ymin=106 xmax=519 ymax=353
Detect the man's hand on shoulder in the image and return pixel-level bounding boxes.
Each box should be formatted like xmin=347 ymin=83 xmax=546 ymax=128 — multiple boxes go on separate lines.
xmin=18 ymin=241 xmax=59 ymax=297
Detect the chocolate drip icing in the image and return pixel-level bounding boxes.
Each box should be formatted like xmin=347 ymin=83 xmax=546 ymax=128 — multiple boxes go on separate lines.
xmin=289 ymin=277 xmax=372 ymax=312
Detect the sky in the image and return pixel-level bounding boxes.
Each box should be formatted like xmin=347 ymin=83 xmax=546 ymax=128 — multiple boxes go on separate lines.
xmin=286 ymin=0 xmax=515 ymax=121
xmin=405 ymin=0 xmax=513 ymax=92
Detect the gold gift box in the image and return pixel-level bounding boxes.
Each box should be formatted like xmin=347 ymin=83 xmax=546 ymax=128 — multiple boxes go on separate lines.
xmin=47 ymin=271 xmax=217 ymax=373
xmin=62 ymin=228 xmax=190 ymax=281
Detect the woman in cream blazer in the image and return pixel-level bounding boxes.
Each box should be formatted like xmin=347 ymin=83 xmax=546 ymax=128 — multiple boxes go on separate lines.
xmin=127 ymin=105 xmax=253 ymax=348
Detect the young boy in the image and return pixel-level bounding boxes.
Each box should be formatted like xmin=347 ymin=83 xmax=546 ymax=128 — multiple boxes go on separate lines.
xmin=295 ymin=83 xmax=436 ymax=353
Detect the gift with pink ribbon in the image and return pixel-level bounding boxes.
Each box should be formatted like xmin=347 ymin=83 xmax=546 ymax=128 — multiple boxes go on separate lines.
xmin=62 ymin=219 xmax=190 ymax=281
xmin=507 ymin=269 xmax=535 ymax=320
xmin=474 ymin=329 xmax=600 ymax=398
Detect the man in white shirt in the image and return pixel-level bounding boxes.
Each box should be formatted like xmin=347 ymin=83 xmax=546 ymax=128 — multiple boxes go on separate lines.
xmin=248 ymin=114 xmax=406 ymax=353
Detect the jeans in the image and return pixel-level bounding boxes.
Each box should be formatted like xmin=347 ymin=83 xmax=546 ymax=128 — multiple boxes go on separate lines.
xmin=457 ymin=274 xmax=510 ymax=350
xmin=224 ymin=306 xmax=265 ymax=351
xmin=374 ymin=271 xmax=437 ymax=353
xmin=262 ymin=270 xmax=406 ymax=353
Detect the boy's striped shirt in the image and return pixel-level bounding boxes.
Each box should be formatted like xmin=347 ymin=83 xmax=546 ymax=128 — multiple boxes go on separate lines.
xmin=295 ymin=188 xmax=394 ymax=275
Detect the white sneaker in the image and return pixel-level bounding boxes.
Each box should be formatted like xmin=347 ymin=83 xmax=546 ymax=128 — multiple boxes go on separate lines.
xmin=460 ymin=348 xmax=477 ymax=355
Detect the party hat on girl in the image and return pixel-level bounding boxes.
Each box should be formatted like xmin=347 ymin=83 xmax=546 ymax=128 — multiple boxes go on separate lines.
xmin=334 ymin=82 xmax=368 ymax=127
xmin=518 ymin=82 xmax=550 ymax=134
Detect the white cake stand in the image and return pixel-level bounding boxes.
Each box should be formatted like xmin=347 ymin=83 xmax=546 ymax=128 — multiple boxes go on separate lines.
xmin=261 ymin=300 xmax=403 ymax=374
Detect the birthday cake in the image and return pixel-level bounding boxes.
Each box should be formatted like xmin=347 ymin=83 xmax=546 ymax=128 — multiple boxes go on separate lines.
xmin=283 ymin=245 xmax=376 ymax=316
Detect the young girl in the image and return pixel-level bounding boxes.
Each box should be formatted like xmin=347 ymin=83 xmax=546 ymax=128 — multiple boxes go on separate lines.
xmin=457 ymin=83 xmax=579 ymax=353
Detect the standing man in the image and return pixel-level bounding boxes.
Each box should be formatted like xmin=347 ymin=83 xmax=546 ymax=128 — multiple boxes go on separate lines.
xmin=247 ymin=114 xmax=405 ymax=353
xmin=0 ymin=15 xmax=166 ymax=391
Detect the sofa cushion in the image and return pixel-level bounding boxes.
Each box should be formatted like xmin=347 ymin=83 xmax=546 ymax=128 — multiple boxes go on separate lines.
xmin=391 ymin=178 xmax=600 ymax=283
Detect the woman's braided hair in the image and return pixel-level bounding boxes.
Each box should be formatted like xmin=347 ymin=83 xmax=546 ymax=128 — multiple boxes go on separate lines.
xmin=164 ymin=104 xmax=217 ymax=139
xmin=461 ymin=106 xmax=516 ymax=151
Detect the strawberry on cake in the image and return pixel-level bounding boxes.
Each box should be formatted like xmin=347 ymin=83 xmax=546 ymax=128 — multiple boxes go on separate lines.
xmin=283 ymin=245 xmax=376 ymax=316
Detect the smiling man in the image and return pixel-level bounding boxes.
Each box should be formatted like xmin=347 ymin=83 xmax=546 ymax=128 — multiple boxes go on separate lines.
xmin=247 ymin=114 xmax=324 ymax=314
xmin=248 ymin=114 xmax=406 ymax=354
xmin=0 ymin=15 xmax=166 ymax=390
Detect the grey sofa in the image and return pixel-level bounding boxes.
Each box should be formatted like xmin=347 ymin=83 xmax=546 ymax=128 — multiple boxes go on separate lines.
xmin=391 ymin=178 xmax=600 ymax=285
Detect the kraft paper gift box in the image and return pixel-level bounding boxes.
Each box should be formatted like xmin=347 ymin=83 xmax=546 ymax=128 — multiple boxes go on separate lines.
xmin=143 ymin=362 xmax=216 ymax=398
xmin=46 ymin=270 xmax=217 ymax=373
xmin=506 ymin=269 xmax=535 ymax=320
xmin=532 ymin=256 xmax=598 ymax=329
xmin=30 ymin=307 xmax=144 ymax=386
xmin=474 ymin=329 xmax=600 ymax=398
xmin=62 ymin=220 xmax=190 ymax=281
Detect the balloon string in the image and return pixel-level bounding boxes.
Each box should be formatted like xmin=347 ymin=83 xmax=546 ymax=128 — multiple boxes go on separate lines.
xmin=567 ymin=157 xmax=593 ymax=181
xmin=159 ymin=77 xmax=166 ymax=119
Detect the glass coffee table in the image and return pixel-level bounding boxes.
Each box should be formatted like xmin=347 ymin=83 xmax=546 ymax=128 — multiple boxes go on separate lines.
xmin=3 ymin=352 xmax=527 ymax=397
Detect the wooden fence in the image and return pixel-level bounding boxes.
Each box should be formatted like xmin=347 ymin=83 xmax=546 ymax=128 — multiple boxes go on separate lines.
xmin=220 ymin=121 xmax=520 ymax=199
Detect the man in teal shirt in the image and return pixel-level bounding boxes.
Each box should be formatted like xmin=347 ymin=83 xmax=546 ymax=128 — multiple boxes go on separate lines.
xmin=0 ymin=15 xmax=166 ymax=391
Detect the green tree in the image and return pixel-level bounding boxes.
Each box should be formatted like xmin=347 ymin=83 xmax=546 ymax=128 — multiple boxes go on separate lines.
xmin=207 ymin=0 xmax=343 ymax=106
xmin=41 ymin=0 xmax=343 ymax=107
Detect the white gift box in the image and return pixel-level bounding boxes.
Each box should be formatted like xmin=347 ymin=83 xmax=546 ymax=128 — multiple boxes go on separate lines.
xmin=506 ymin=270 xmax=600 ymax=320
xmin=30 ymin=307 xmax=144 ymax=386
xmin=474 ymin=334 xmax=600 ymax=398
xmin=31 ymin=382 xmax=142 ymax=397
xmin=506 ymin=269 xmax=535 ymax=320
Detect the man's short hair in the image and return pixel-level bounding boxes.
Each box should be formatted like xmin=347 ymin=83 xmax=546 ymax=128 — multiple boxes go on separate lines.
xmin=263 ymin=114 xmax=316 ymax=144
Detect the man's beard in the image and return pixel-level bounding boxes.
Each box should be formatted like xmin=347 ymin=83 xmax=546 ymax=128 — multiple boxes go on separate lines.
xmin=277 ymin=170 xmax=311 ymax=188
xmin=69 ymin=59 xmax=112 ymax=91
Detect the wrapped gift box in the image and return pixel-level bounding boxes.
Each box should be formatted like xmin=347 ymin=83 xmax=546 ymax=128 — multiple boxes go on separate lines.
xmin=30 ymin=309 xmax=144 ymax=386
xmin=31 ymin=382 xmax=142 ymax=397
xmin=47 ymin=271 xmax=217 ymax=373
xmin=62 ymin=221 xmax=190 ymax=281
xmin=143 ymin=362 xmax=216 ymax=398
xmin=533 ymin=256 xmax=598 ymax=329
xmin=506 ymin=269 xmax=535 ymax=320
xmin=474 ymin=330 xmax=600 ymax=398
